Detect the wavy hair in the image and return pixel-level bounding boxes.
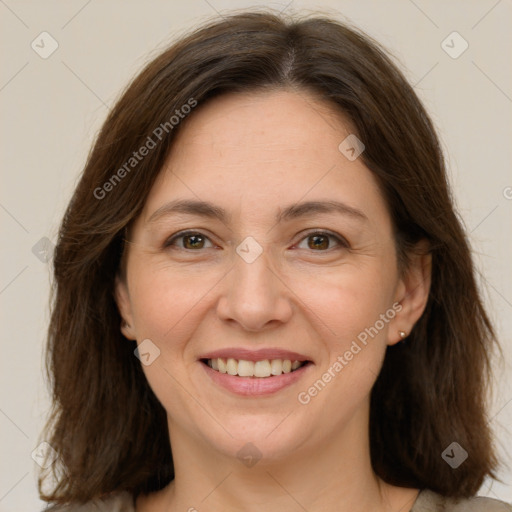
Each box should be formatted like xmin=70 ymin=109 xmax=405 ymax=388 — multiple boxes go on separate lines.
xmin=39 ymin=10 xmax=499 ymax=505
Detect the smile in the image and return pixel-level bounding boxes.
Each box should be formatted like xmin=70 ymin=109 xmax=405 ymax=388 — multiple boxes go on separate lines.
xmin=199 ymin=357 xmax=313 ymax=396
xmin=202 ymin=357 xmax=309 ymax=377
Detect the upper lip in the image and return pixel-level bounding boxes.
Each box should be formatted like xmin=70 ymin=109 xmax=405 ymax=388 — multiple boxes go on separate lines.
xmin=199 ymin=348 xmax=312 ymax=363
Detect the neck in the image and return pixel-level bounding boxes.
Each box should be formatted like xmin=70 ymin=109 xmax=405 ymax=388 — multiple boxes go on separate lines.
xmin=140 ymin=403 xmax=419 ymax=512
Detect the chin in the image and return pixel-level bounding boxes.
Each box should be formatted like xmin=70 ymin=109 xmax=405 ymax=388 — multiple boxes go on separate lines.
xmin=206 ymin=415 xmax=309 ymax=463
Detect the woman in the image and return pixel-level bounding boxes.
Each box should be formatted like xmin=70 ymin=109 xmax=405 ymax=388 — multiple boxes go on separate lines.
xmin=38 ymin=11 xmax=511 ymax=512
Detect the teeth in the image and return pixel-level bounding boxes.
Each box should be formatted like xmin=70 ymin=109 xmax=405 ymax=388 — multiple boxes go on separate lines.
xmin=237 ymin=359 xmax=254 ymax=377
xmin=270 ymin=359 xmax=283 ymax=376
xmin=206 ymin=358 xmax=306 ymax=377
xmin=254 ymin=360 xmax=271 ymax=377
xmin=217 ymin=357 xmax=227 ymax=373
xmin=226 ymin=358 xmax=238 ymax=376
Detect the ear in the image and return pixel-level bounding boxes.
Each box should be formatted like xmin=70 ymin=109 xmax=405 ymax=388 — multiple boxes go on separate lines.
xmin=114 ymin=274 xmax=137 ymax=340
xmin=387 ymin=240 xmax=432 ymax=346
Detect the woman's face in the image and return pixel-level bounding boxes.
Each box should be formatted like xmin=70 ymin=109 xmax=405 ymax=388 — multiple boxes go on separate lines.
xmin=116 ymin=90 xmax=427 ymax=463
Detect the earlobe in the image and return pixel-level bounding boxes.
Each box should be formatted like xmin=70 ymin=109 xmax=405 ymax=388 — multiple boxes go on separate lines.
xmin=388 ymin=241 xmax=432 ymax=346
xmin=114 ymin=274 xmax=136 ymax=340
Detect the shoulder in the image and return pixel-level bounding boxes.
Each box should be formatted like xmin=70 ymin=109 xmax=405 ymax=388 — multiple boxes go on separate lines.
xmin=412 ymin=489 xmax=512 ymax=511
xmin=41 ymin=491 xmax=135 ymax=512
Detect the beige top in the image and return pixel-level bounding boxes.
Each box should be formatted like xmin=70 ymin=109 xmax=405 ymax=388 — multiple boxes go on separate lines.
xmin=44 ymin=489 xmax=512 ymax=511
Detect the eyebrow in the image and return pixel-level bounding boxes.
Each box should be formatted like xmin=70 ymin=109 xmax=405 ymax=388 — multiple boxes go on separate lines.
xmin=146 ymin=199 xmax=368 ymax=225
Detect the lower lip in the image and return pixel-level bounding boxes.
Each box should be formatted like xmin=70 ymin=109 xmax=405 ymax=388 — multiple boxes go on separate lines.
xmin=200 ymin=361 xmax=312 ymax=396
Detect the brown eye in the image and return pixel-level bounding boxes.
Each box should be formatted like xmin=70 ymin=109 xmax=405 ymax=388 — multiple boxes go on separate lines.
xmin=296 ymin=231 xmax=348 ymax=251
xmin=165 ymin=231 xmax=214 ymax=250
xmin=308 ymin=234 xmax=329 ymax=250
xmin=182 ymin=234 xmax=206 ymax=249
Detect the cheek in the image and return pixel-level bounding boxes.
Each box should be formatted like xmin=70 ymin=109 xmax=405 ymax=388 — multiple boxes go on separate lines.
xmin=301 ymin=264 xmax=396 ymax=408
xmin=291 ymin=262 xmax=396 ymax=410
xmin=291 ymin=261 xmax=397 ymax=342
xmin=126 ymin=265 xmax=219 ymax=421
xmin=128 ymin=261 xmax=221 ymax=344
xmin=295 ymin=274 xmax=392 ymax=431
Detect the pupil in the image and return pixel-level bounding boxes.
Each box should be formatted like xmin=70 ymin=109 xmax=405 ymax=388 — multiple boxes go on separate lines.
xmin=185 ymin=234 xmax=203 ymax=249
xmin=309 ymin=235 xmax=328 ymax=250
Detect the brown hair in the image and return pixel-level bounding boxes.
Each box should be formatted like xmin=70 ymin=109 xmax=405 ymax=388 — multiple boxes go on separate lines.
xmin=39 ymin=10 xmax=500 ymax=505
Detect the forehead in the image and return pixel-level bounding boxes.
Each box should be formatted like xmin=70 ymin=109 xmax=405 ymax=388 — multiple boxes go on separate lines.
xmin=139 ymin=90 xmax=390 ymax=230
xmin=170 ymin=89 xmax=355 ymax=161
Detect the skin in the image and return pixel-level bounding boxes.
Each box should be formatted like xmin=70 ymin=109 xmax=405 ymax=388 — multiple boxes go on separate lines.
xmin=115 ymin=89 xmax=432 ymax=512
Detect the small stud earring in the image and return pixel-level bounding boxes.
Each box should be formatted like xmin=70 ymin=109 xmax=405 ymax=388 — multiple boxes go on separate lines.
xmin=399 ymin=330 xmax=407 ymax=339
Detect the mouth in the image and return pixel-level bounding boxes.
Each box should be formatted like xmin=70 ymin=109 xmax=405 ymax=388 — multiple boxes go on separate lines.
xmin=198 ymin=349 xmax=314 ymax=396
xmin=200 ymin=357 xmax=312 ymax=378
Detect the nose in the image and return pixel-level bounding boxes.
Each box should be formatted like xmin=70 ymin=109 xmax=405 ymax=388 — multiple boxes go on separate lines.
xmin=216 ymin=245 xmax=293 ymax=332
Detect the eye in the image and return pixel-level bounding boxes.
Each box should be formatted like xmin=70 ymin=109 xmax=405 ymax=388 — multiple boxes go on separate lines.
xmin=295 ymin=231 xmax=349 ymax=251
xmin=164 ymin=230 xmax=215 ymax=250
xmin=163 ymin=229 xmax=348 ymax=252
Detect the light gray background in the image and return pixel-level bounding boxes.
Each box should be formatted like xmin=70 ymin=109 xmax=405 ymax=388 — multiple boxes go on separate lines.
xmin=1 ymin=1 xmax=511 ymax=510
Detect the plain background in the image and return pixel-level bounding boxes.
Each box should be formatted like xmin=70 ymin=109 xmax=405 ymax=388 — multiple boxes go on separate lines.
xmin=1 ymin=0 xmax=511 ymax=510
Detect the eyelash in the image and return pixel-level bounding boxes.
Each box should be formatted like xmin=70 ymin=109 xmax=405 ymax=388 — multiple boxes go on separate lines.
xmin=163 ymin=229 xmax=349 ymax=252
